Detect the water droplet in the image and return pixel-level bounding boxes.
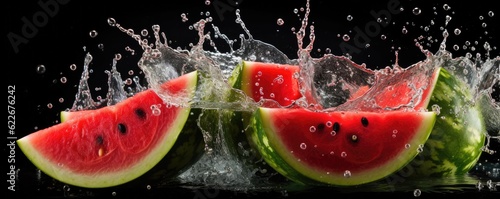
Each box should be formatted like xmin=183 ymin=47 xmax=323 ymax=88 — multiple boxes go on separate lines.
xmin=414 ymin=189 xmax=421 ymax=197
xmin=381 ymin=35 xmax=387 ymax=40
xmin=417 ymin=144 xmax=424 ymax=153
xmin=205 ymin=0 xmax=211 ymax=5
xmin=342 ymin=34 xmax=350 ymax=41
xmin=346 ymin=15 xmax=353 ymax=21
xmin=58 ymin=98 xmax=64 ymax=103
xmin=293 ymin=8 xmax=299 ymax=14
xmin=341 ymin=151 xmax=347 ymax=157
xmin=111 ymin=191 xmax=117 ymax=196
xmin=249 ymin=54 xmax=256 ymax=61
xmin=405 ymin=143 xmax=411 ymax=149
xmin=98 ymin=43 xmax=104 ymax=50
xmin=47 ymin=103 xmax=53 ymax=109
xmin=488 ymin=11 xmax=494 ymax=17
xmin=36 ymin=64 xmax=46 ymax=74
xmin=330 ymin=131 xmax=337 ymax=136
xmin=277 ymin=18 xmax=284 ymax=26
xmin=114 ymin=53 xmax=122 ymax=60
xmin=309 ymin=126 xmax=316 ymax=132
xmin=125 ymin=78 xmax=133 ymax=85
xmin=146 ymin=185 xmax=152 ymax=190
xmin=181 ymin=13 xmax=189 ymax=22
xmin=60 ymin=77 xmax=68 ymax=84
xmin=89 ymin=30 xmax=98 ymax=38
xmin=151 ymin=105 xmax=161 ymax=116
xmin=454 ymin=28 xmax=461 ymax=35
xmin=69 ymin=64 xmax=77 ymax=71
xmin=482 ymin=22 xmax=487 ymax=28
xmin=141 ymin=29 xmax=148 ymax=36
xmin=445 ymin=15 xmax=452 ymax=25
xmin=432 ymin=104 xmax=441 ymax=115
xmin=63 ymin=185 xmax=70 ymax=192
xmin=300 ymin=143 xmax=307 ymax=150
xmin=413 ymin=7 xmax=421 ymax=15
xmin=402 ymin=26 xmax=408 ymax=34
xmin=343 ymin=170 xmax=351 ymax=178
xmin=273 ymin=75 xmax=284 ymax=84
xmin=325 ymin=121 xmax=332 ymax=127
xmin=325 ymin=48 xmax=331 ymax=54
xmin=107 ymin=18 xmax=116 ymax=26
xmin=443 ymin=4 xmax=451 ymax=11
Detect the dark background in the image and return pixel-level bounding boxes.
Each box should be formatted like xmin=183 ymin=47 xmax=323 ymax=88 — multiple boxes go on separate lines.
xmin=5 ymin=0 xmax=499 ymax=198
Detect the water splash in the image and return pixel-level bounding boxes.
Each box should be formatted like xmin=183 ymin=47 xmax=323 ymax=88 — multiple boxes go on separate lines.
xmin=65 ymin=0 xmax=499 ymax=193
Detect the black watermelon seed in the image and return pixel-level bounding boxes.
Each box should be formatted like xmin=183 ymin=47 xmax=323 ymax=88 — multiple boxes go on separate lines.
xmin=317 ymin=123 xmax=325 ymax=131
xmin=96 ymin=135 xmax=104 ymax=145
xmin=118 ymin=123 xmax=127 ymax=134
xmin=361 ymin=117 xmax=369 ymax=127
xmin=333 ymin=122 xmax=340 ymax=132
xmin=135 ymin=108 xmax=147 ymax=120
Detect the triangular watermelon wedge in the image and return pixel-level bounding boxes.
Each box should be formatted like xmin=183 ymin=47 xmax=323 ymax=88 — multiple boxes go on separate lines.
xmin=17 ymin=71 xmax=204 ymax=188
xmin=250 ymin=107 xmax=436 ymax=186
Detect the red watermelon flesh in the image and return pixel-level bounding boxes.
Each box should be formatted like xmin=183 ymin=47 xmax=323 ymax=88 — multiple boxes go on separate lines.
xmin=230 ymin=60 xmax=317 ymax=107
xmin=336 ymin=63 xmax=438 ymax=112
xmin=17 ymin=71 xmax=199 ymax=188
xmin=251 ymin=107 xmax=436 ymax=186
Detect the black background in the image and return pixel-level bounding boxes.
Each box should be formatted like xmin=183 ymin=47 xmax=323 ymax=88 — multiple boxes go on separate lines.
xmin=5 ymin=0 xmax=499 ymax=198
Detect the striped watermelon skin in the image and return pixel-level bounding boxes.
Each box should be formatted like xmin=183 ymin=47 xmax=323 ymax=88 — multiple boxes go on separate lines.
xmin=412 ymin=67 xmax=486 ymax=176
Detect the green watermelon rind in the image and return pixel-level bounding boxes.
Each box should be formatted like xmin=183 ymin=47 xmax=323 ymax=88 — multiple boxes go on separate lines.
xmin=411 ymin=67 xmax=486 ymax=177
xmin=17 ymin=71 xmax=200 ymax=188
xmin=252 ymin=108 xmax=437 ymax=186
xmin=249 ymin=108 xmax=322 ymax=186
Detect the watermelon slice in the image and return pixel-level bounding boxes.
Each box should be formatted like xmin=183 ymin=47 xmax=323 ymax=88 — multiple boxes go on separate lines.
xmin=337 ymin=63 xmax=487 ymax=177
xmin=224 ymin=60 xmax=315 ymax=156
xmin=17 ymin=71 xmax=204 ymax=188
xmin=249 ymin=107 xmax=436 ymax=186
